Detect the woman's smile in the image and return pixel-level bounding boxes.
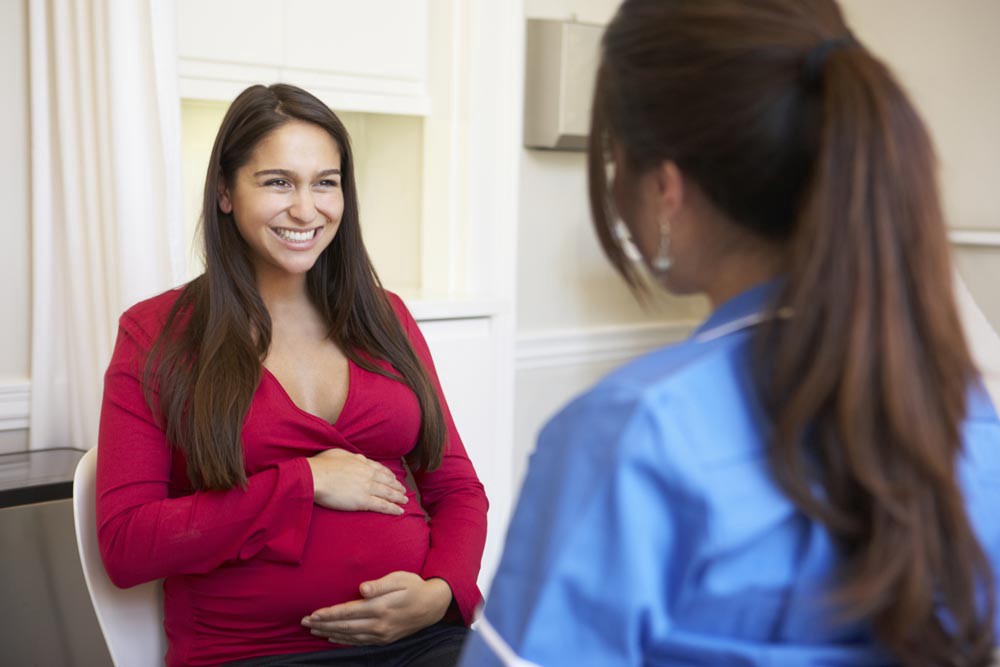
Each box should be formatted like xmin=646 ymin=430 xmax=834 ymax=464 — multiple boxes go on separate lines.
xmin=269 ymin=225 xmax=325 ymax=249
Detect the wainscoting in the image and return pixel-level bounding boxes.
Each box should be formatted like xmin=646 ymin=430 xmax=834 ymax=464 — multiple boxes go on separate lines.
xmin=512 ymin=321 xmax=695 ymax=492
xmin=0 ymin=380 xmax=29 ymax=453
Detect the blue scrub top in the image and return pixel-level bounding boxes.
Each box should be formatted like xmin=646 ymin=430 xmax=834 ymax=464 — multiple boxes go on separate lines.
xmin=460 ymin=281 xmax=1000 ymax=666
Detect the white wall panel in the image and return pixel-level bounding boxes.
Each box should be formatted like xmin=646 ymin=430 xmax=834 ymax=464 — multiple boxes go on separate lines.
xmin=1 ymin=0 xmax=30 ymax=453
xmin=177 ymin=0 xmax=430 ymax=115
xmin=283 ymin=0 xmax=427 ymax=82
xmin=0 ymin=0 xmax=30 ymax=381
xmin=177 ymin=0 xmax=283 ymax=66
xmin=417 ymin=316 xmax=510 ymax=588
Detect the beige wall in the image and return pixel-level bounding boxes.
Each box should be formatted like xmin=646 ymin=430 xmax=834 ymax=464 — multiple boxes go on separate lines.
xmin=513 ymin=0 xmax=1000 ymax=477
xmin=513 ymin=0 xmax=706 ymax=482
xmin=517 ymin=0 xmax=706 ymax=334
xmin=841 ymin=0 xmax=1000 ymax=330
xmin=842 ymin=0 xmax=1000 ymax=232
xmin=515 ymin=0 xmax=1000 ymax=333
xmin=0 ymin=0 xmax=30 ymax=453
xmin=516 ymin=149 xmax=707 ymax=331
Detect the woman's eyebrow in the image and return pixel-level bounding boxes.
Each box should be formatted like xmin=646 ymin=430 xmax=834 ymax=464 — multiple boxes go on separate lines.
xmin=253 ymin=168 xmax=294 ymax=178
xmin=252 ymin=168 xmax=341 ymax=178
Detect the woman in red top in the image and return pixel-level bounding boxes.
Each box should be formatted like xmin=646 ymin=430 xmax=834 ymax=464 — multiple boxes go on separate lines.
xmin=96 ymin=83 xmax=488 ymax=667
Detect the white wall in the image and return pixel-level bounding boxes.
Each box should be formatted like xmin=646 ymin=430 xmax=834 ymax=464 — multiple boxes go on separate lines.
xmin=0 ymin=0 xmax=30 ymax=453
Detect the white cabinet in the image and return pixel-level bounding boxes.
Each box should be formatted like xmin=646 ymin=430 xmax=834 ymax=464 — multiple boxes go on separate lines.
xmin=415 ymin=308 xmax=512 ymax=588
xmin=283 ymin=1 xmax=427 ymax=81
xmin=177 ymin=0 xmax=429 ymax=115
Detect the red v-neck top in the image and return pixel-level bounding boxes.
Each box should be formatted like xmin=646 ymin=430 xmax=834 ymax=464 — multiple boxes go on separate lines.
xmin=95 ymin=288 xmax=488 ymax=667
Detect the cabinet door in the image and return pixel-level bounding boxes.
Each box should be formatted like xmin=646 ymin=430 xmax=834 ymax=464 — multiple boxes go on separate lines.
xmin=283 ymin=0 xmax=428 ymax=82
xmin=177 ymin=0 xmax=430 ymax=114
xmin=177 ymin=0 xmax=283 ymax=67
xmin=416 ymin=316 xmax=509 ymax=587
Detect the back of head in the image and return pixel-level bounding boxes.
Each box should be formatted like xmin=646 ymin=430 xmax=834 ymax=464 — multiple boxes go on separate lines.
xmin=588 ymin=1 xmax=996 ymax=664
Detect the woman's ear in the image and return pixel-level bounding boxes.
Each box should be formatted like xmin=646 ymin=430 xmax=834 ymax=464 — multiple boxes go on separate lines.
xmin=217 ymin=180 xmax=233 ymax=214
xmin=655 ymin=161 xmax=685 ymax=219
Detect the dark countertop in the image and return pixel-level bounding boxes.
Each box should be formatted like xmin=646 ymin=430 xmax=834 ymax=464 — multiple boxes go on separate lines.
xmin=0 ymin=447 xmax=88 ymax=508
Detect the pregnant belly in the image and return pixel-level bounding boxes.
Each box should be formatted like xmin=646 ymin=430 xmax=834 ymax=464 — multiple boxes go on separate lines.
xmin=174 ymin=506 xmax=430 ymax=635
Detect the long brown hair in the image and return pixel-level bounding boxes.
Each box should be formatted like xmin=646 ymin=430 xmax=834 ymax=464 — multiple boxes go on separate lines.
xmin=145 ymin=84 xmax=446 ymax=489
xmin=588 ymin=1 xmax=995 ymax=664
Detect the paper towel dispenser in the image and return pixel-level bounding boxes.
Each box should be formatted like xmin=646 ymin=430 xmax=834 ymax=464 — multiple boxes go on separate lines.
xmin=523 ymin=19 xmax=603 ymax=151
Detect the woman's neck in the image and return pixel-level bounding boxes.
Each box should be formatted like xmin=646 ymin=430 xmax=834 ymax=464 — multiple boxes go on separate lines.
xmin=703 ymin=242 xmax=786 ymax=309
xmin=254 ymin=265 xmax=312 ymax=314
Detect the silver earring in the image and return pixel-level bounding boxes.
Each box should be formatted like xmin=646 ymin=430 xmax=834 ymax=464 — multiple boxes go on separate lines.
xmin=652 ymin=219 xmax=672 ymax=273
xmin=612 ymin=220 xmax=645 ymax=264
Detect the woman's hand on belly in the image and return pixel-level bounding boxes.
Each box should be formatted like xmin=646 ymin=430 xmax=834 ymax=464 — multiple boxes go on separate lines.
xmin=300 ymin=571 xmax=453 ymax=645
xmin=306 ymin=449 xmax=408 ymax=514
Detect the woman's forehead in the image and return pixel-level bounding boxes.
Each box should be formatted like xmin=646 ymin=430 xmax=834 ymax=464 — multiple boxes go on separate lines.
xmin=248 ymin=120 xmax=341 ymax=169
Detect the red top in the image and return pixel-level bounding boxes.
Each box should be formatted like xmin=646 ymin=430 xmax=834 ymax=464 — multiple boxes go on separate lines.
xmin=96 ymin=288 xmax=488 ymax=667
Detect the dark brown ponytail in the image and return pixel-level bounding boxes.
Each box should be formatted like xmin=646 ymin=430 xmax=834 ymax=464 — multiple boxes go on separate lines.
xmin=588 ymin=2 xmax=996 ymax=664
xmin=768 ymin=35 xmax=995 ymax=667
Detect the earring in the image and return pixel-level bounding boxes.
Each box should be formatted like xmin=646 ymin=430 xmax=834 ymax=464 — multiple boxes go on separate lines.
xmin=652 ymin=218 xmax=672 ymax=273
xmin=613 ymin=220 xmax=644 ymax=264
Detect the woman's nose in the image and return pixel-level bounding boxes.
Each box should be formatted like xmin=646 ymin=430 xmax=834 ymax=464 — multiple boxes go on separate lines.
xmin=288 ymin=190 xmax=318 ymax=224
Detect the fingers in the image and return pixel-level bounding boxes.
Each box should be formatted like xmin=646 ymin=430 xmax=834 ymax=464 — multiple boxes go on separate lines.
xmin=371 ymin=480 xmax=408 ymax=505
xmin=308 ymin=449 xmax=410 ymax=513
xmin=360 ymin=571 xmax=413 ymax=598
xmin=318 ymin=449 xmax=407 ymax=495
xmin=304 ymin=616 xmax=386 ymax=646
xmin=306 ymin=598 xmax=380 ymax=623
xmin=367 ymin=497 xmax=406 ymax=515
xmin=368 ymin=459 xmax=407 ymax=495
xmin=323 ymin=631 xmax=383 ymax=646
xmin=365 ymin=477 xmax=409 ymax=516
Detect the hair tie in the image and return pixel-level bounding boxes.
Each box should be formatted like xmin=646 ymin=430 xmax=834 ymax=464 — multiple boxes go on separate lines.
xmin=803 ymin=34 xmax=857 ymax=87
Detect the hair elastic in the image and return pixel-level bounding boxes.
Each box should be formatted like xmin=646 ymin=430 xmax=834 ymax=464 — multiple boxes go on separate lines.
xmin=803 ymin=34 xmax=858 ymax=86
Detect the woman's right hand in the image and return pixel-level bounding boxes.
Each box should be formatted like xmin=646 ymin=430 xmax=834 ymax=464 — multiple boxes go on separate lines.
xmin=306 ymin=449 xmax=408 ymax=515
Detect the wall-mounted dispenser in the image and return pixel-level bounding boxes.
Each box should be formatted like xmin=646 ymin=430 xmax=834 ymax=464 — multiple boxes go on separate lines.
xmin=523 ymin=19 xmax=603 ymax=151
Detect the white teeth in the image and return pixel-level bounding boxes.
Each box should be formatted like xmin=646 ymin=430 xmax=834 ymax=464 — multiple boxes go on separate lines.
xmin=274 ymin=228 xmax=316 ymax=242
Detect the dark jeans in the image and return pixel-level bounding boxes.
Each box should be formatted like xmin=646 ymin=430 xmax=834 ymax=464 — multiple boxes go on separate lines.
xmin=221 ymin=622 xmax=468 ymax=667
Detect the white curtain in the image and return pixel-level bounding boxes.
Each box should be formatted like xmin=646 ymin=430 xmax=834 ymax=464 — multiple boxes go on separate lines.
xmin=29 ymin=0 xmax=185 ymax=450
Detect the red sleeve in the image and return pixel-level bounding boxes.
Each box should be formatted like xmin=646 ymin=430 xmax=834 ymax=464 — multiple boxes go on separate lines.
xmin=95 ymin=310 xmax=315 ymax=589
xmin=388 ymin=293 xmax=489 ymax=625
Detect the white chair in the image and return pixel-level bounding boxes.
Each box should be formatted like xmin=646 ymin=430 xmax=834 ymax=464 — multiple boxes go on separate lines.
xmin=73 ymin=447 xmax=167 ymax=667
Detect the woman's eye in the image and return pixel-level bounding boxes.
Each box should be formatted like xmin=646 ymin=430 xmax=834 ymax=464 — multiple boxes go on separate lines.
xmin=317 ymin=179 xmax=341 ymax=189
xmin=264 ymin=178 xmax=291 ymax=188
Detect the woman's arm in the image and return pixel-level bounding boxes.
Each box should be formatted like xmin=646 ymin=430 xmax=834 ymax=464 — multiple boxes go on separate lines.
xmin=96 ymin=317 xmax=316 ymax=588
xmin=391 ymin=294 xmax=490 ymax=624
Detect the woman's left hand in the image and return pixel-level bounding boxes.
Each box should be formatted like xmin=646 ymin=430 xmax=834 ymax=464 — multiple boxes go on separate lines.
xmin=301 ymin=571 xmax=453 ymax=645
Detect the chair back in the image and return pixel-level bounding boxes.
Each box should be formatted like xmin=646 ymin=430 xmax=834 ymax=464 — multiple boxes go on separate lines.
xmin=73 ymin=447 xmax=167 ymax=667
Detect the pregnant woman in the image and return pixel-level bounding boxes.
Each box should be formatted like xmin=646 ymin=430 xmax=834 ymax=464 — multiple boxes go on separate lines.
xmin=96 ymin=83 xmax=487 ymax=667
